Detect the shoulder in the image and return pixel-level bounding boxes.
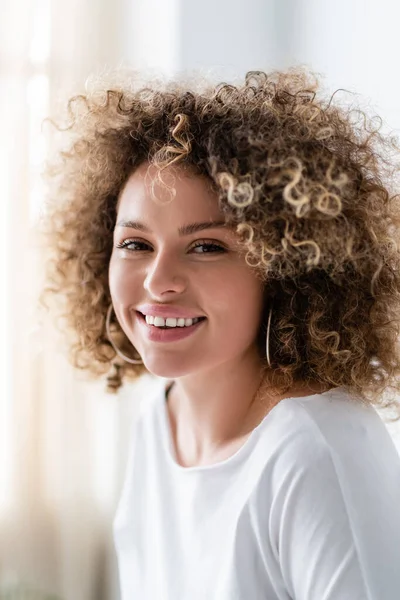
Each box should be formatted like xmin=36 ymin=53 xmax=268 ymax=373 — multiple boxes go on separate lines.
xmin=251 ymin=388 xmax=400 ymax=599
xmin=261 ymin=386 xmax=388 ymax=460
xmin=251 ymin=386 xmax=400 ymax=512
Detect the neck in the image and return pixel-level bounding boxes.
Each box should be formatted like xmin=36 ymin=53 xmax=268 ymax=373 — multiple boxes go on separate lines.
xmin=165 ymin=354 xmax=268 ymax=463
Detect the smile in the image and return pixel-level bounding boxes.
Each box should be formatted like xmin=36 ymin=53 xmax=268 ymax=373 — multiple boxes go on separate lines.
xmin=136 ymin=311 xmax=206 ymax=342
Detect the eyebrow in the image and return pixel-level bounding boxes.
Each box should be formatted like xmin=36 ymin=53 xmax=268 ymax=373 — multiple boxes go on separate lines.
xmin=115 ymin=219 xmax=230 ymax=236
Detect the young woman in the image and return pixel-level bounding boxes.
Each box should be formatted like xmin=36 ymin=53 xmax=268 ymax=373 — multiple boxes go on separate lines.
xmin=40 ymin=67 xmax=400 ymax=599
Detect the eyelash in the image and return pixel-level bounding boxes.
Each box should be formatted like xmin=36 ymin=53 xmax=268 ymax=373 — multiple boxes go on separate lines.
xmin=115 ymin=239 xmax=226 ymax=254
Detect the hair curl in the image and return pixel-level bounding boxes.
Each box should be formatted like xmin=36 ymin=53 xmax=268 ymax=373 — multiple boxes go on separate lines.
xmin=38 ymin=66 xmax=400 ymax=421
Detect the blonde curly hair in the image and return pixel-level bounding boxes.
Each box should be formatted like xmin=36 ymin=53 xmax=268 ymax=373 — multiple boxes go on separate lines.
xmin=39 ymin=66 xmax=400 ymax=420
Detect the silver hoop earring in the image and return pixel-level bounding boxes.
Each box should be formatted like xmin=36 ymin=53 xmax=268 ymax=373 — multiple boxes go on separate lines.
xmin=266 ymin=305 xmax=273 ymax=368
xmin=106 ymin=303 xmax=143 ymax=365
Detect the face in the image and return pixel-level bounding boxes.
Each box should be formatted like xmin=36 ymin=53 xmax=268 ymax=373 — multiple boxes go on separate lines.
xmin=109 ymin=161 xmax=265 ymax=379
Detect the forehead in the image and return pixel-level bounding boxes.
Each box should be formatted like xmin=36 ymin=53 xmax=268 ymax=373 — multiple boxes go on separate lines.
xmin=116 ymin=162 xmax=223 ymax=218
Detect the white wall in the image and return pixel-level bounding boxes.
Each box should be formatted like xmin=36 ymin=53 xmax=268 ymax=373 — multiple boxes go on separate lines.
xmin=285 ymin=0 xmax=400 ymax=131
xmin=121 ymin=0 xmax=400 ymax=133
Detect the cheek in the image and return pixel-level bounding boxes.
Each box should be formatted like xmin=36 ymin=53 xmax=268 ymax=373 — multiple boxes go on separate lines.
xmin=108 ymin=256 xmax=140 ymax=304
xmin=209 ymin=268 xmax=264 ymax=324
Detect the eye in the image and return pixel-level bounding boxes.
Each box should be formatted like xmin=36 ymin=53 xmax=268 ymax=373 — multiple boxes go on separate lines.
xmin=115 ymin=239 xmax=150 ymax=251
xmin=190 ymin=240 xmax=226 ymax=254
xmin=115 ymin=239 xmax=227 ymax=254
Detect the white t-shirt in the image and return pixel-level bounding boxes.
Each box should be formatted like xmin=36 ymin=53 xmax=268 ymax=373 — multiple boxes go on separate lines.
xmin=113 ymin=380 xmax=400 ymax=600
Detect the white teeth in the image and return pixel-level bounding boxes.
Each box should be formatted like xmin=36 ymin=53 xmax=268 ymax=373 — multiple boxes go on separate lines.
xmin=144 ymin=315 xmax=201 ymax=328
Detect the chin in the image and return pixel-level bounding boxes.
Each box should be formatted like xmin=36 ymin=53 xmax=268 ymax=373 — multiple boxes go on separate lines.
xmin=142 ymin=357 xmax=199 ymax=379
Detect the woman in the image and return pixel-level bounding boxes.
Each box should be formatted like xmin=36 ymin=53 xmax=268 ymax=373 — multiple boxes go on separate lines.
xmin=40 ymin=67 xmax=400 ymax=599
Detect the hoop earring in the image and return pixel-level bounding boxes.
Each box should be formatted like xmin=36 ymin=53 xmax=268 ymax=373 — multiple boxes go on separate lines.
xmin=266 ymin=305 xmax=273 ymax=368
xmin=106 ymin=303 xmax=143 ymax=365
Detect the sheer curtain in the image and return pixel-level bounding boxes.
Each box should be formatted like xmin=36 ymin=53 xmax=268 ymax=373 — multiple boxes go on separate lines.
xmin=0 ymin=0 xmax=155 ymax=599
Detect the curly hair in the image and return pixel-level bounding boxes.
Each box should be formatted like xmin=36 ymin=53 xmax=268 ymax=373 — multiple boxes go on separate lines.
xmin=38 ymin=65 xmax=400 ymax=421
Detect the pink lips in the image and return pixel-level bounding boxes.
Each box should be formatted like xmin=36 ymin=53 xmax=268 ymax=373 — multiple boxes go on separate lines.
xmin=136 ymin=311 xmax=206 ymax=343
xmin=136 ymin=303 xmax=204 ymax=319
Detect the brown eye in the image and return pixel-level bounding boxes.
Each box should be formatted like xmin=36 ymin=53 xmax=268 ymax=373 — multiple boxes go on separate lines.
xmin=115 ymin=239 xmax=227 ymax=254
xmin=116 ymin=239 xmax=150 ymax=251
xmin=190 ymin=241 xmax=226 ymax=254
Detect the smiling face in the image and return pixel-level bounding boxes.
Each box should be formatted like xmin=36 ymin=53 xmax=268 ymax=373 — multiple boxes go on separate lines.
xmin=108 ymin=161 xmax=266 ymax=379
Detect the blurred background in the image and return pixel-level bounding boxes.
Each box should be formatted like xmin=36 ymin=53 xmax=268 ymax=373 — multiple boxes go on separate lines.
xmin=1 ymin=0 xmax=400 ymax=598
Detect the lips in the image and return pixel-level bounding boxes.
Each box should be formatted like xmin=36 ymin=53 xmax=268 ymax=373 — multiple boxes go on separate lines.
xmin=136 ymin=311 xmax=206 ymax=324
xmin=136 ymin=310 xmax=206 ymax=342
xmin=136 ymin=303 xmax=205 ymax=320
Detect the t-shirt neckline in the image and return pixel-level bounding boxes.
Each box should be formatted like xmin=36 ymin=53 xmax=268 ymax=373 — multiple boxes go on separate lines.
xmin=158 ymin=381 xmax=342 ymax=473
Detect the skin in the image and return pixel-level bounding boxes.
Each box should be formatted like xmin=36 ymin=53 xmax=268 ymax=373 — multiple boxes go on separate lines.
xmin=109 ymin=161 xmax=329 ymax=467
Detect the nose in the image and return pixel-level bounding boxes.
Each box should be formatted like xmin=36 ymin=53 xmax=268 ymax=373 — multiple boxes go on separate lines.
xmin=143 ymin=251 xmax=187 ymax=296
